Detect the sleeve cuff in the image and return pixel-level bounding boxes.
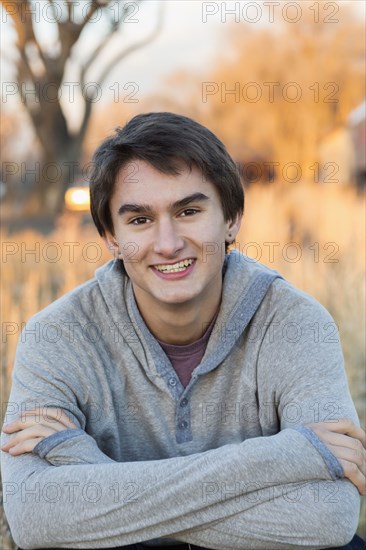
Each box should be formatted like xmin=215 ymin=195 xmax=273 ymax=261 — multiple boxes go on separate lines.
xmin=33 ymin=429 xmax=85 ymax=458
xmin=293 ymin=425 xmax=344 ymax=480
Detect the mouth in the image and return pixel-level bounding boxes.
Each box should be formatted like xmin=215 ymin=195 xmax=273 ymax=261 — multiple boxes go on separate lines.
xmin=151 ymin=258 xmax=195 ymax=274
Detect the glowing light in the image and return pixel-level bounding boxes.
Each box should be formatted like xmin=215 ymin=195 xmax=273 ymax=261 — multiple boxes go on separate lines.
xmin=65 ymin=187 xmax=90 ymax=211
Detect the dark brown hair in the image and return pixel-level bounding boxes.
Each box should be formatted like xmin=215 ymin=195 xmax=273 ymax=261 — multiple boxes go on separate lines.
xmin=89 ymin=112 xmax=244 ymax=252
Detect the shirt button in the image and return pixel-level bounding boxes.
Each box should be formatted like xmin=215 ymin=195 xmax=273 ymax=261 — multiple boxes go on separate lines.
xmin=168 ymin=377 xmax=177 ymax=387
xmin=178 ymin=420 xmax=188 ymax=429
xmin=180 ymin=398 xmax=188 ymax=407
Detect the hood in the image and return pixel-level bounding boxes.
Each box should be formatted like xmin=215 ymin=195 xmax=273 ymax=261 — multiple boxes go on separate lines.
xmin=94 ymin=249 xmax=284 ymax=387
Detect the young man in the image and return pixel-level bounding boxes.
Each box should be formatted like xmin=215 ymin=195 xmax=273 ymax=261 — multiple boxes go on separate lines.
xmin=1 ymin=112 xmax=365 ymax=550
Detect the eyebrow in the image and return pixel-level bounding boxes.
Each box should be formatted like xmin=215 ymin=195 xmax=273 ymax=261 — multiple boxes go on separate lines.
xmin=117 ymin=192 xmax=210 ymax=217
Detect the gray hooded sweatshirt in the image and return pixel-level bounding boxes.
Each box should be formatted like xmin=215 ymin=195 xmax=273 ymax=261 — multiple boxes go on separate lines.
xmin=1 ymin=250 xmax=361 ymax=549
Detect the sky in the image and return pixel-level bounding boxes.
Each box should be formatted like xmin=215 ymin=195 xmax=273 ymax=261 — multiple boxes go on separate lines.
xmin=68 ymin=1 xmax=226 ymax=98
xmin=3 ymin=1 xmax=364 ymax=93
xmin=0 ymin=0 xmax=365 ymax=116
xmin=66 ymin=0 xmax=366 ymax=96
xmin=0 ymin=1 xmax=223 ymax=96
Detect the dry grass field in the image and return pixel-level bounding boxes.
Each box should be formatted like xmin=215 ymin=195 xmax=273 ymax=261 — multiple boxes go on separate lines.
xmin=1 ymin=181 xmax=365 ymax=547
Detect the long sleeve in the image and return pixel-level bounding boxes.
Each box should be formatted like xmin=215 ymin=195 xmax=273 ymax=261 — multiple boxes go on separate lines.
xmin=1 ymin=424 xmax=359 ymax=549
xmin=173 ymin=479 xmax=359 ymax=550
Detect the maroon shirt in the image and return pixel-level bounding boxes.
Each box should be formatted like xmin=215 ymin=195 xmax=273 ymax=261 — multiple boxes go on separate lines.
xmin=157 ymin=311 xmax=219 ymax=387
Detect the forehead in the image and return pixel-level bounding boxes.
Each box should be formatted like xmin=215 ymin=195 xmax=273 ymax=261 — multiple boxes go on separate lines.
xmin=113 ymin=159 xmax=217 ymax=200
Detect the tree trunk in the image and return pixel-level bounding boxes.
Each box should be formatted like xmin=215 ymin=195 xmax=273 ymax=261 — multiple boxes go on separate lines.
xmin=25 ymin=139 xmax=83 ymax=219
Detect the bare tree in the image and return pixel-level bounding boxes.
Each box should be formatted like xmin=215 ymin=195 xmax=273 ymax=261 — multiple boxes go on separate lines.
xmin=0 ymin=0 xmax=163 ymax=216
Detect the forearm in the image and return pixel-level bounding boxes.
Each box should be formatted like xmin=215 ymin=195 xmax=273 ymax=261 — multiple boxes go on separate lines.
xmin=2 ymin=429 xmax=341 ymax=549
xmin=173 ymin=480 xmax=360 ymax=549
xmin=31 ymin=424 xmax=340 ymax=477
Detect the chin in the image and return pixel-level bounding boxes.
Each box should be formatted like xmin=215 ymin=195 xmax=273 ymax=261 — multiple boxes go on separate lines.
xmin=157 ymin=290 xmax=197 ymax=304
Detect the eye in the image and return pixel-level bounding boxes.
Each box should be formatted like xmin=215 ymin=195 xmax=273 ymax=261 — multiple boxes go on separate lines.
xmin=129 ymin=217 xmax=150 ymax=225
xmin=180 ymin=208 xmax=200 ymax=217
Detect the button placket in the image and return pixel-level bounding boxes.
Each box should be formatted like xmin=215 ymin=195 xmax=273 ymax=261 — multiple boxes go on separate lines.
xmin=176 ymin=393 xmax=192 ymax=443
xmin=168 ymin=377 xmax=177 ymax=387
xmin=165 ymin=375 xmax=182 ymax=400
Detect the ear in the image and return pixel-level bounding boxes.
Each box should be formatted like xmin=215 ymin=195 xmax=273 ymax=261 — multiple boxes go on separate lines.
xmin=226 ymin=211 xmax=242 ymax=243
xmin=102 ymin=232 xmax=120 ymax=259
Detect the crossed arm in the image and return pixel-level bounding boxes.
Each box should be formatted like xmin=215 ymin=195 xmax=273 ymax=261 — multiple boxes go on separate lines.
xmin=1 ymin=407 xmax=364 ymax=549
xmin=1 ymin=302 xmax=365 ymax=549
xmin=1 ymin=408 xmax=366 ymax=496
xmin=3 ymin=412 xmax=366 ymax=496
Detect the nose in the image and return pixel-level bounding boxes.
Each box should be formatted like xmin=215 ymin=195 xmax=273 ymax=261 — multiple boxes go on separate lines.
xmin=153 ymin=218 xmax=185 ymax=257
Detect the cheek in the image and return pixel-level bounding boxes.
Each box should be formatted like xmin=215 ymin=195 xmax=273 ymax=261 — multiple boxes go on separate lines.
xmin=122 ymin=262 xmax=139 ymax=281
xmin=119 ymin=230 xmax=156 ymax=269
xmin=121 ymin=241 xmax=142 ymax=266
xmin=114 ymin=227 xmax=144 ymax=260
xmin=199 ymin=218 xmax=227 ymax=240
xmin=186 ymin=211 xmax=220 ymax=232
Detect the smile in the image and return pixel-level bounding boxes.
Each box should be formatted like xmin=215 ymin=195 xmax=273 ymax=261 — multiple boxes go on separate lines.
xmin=153 ymin=259 xmax=195 ymax=273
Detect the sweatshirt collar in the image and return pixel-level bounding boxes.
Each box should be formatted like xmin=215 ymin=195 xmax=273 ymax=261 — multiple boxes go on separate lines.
xmin=95 ymin=250 xmax=283 ymax=383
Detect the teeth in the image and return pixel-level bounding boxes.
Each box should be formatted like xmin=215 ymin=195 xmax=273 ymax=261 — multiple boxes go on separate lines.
xmin=155 ymin=259 xmax=194 ymax=273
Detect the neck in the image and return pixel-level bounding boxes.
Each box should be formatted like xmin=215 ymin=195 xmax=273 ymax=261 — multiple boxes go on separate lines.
xmin=132 ymin=282 xmax=222 ymax=345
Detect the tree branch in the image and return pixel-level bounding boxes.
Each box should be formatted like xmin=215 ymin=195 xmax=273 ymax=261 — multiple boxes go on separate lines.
xmin=18 ymin=50 xmax=38 ymax=95
xmin=23 ymin=1 xmax=47 ymax=63
xmin=0 ymin=0 xmax=26 ymax=47
xmin=64 ymin=0 xmax=72 ymax=19
xmin=80 ymin=24 xmax=119 ymax=87
xmin=46 ymin=0 xmax=62 ymax=48
xmin=74 ymin=96 xmax=93 ymax=152
xmin=56 ymin=0 xmax=112 ymax=78
xmin=84 ymin=0 xmax=106 ymax=24
xmin=95 ymin=2 xmax=164 ymax=89
xmin=1 ymin=0 xmax=51 ymax=79
xmin=46 ymin=0 xmax=60 ymax=23
xmin=78 ymin=1 xmax=162 ymax=150
xmin=80 ymin=0 xmax=144 ymax=86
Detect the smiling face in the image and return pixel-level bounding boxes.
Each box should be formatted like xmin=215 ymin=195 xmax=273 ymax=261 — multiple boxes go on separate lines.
xmin=104 ymin=159 xmax=241 ymax=316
